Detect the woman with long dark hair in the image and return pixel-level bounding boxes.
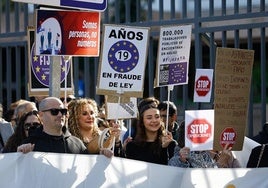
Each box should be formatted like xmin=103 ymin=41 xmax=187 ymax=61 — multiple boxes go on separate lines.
xmin=125 ymin=97 xmax=177 ymax=165
xmin=3 ymin=110 xmax=41 ymax=153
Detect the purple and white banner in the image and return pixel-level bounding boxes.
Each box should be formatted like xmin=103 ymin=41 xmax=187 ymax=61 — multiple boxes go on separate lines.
xmin=156 ymin=25 xmax=192 ymax=87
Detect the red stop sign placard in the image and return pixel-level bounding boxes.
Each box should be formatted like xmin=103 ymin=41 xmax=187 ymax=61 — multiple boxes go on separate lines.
xmin=187 ymin=119 xmax=212 ymax=144
xmin=220 ymin=127 xmax=237 ymax=148
xmin=195 ymin=76 xmax=211 ymax=96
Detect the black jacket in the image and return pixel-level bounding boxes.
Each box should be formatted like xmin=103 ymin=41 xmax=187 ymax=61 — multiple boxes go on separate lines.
xmin=247 ymin=144 xmax=268 ymax=167
xmin=22 ymin=126 xmax=88 ymax=154
xmin=125 ymin=140 xmax=177 ymax=165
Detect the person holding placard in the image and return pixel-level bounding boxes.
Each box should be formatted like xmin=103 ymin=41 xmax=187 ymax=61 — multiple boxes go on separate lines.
xmin=158 ymin=101 xmax=179 ymax=141
xmin=67 ymin=98 xmax=122 ymax=157
xmin=125 ymin=97 xmax=177 ymax=165
xmin=168 ymin=123 xmax=240 ymax=168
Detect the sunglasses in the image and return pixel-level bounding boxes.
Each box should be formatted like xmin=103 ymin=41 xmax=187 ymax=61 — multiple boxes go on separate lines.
xmin=42 ymin=108 xmax=68 ymax=116
xmin=24 ymin=122 xmax=41 ymax=131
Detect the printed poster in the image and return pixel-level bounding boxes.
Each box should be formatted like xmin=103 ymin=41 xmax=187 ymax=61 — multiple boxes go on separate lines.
xmin=35 ymin=9 xmax=100 ymax=56
xmin=185 ymin=110 xmax=214 ymax=151
xmin=155 ymin=24 xmax=192 ymax=87
xmin=193 ymin=69 xmax=214 ymax=103
xmin=213 ymin=47 xmax=254 ymax=151
xmin=96 ymin=24 xmax=150 ymax=99
xmin=27 ymin=27 xmax=74 ymax=96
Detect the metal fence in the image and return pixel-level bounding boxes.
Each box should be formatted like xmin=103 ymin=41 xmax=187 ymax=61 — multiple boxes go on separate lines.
xmin=0 ymin=0 xmax=268 ymax=137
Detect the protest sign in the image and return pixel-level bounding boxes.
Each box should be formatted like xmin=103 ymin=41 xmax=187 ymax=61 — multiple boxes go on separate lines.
xmin=185 ymin=110 xmax=214 ymax=151
xmin=105 ymin=97 xmax=138 ymax=120
xmin=35 ymin=9 xmax=100 ymax=56
xmin=96 ymin=24 xmax=150 ymax=100
xmin=213 ymin=47 xmax=254 ymax=151
xmin=27 ymin=27 xmax=74 ymax=96
xmin=193 ymin=69 xmax=214 ymax=102
xmin=155 ymin=24 xmax=192 ymax=87
xmin=12 ymin=0 xmax=107 ymax=12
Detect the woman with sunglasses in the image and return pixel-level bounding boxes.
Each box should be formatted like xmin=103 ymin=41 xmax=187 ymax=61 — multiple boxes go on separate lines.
xmin=2 ymin=110 xmax=41 ymax=153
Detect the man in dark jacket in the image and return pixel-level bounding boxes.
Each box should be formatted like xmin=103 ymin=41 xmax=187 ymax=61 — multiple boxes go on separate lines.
xmin=21 ymin=125 xmax=88 ymax=154
xmin=17 ymin=97 xmax=88 ymax=154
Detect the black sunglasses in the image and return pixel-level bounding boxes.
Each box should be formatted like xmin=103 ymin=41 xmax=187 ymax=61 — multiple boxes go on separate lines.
xmin=24 ymin=122 xmax=41 ymax=131
xmin=42 ymin=108 xmax=68 ymax=116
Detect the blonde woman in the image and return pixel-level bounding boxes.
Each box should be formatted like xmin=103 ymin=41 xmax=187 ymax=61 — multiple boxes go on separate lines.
xmin=68 ymin=98 xmax=121 ymax=157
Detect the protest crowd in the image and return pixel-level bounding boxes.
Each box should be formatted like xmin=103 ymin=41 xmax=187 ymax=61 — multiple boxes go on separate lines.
xmin=0 ymin=96 xmax=266 ymax=167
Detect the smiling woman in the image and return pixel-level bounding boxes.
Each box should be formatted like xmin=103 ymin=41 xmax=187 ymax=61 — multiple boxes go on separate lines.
xmin=125 ymin=97 xmax=177 ymax=165
xmin=67 ymin=98 xmax=122 ymax=157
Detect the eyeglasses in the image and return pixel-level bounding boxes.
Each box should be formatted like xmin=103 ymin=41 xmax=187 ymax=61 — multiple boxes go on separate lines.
xmin=24 ymin=122 xmax=41 ymax=131
xmin=42 ymin=108 xmax=68 ymax=116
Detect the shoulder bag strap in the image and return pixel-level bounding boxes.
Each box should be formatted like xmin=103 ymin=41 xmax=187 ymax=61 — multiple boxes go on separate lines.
xmin=256 ymin=144 xmax=266 ymax=167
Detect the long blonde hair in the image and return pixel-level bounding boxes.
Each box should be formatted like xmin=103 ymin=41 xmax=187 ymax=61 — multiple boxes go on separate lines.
xmin=68 ymin=98 xmax=100 ymax=142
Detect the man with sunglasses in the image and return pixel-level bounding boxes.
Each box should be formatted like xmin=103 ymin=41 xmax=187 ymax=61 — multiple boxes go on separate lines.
xmin=17 ymin=97 xmax=89 ymax=154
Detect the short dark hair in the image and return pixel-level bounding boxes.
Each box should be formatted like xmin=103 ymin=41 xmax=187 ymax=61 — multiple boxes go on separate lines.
xmin=158 ymin=101 xmax=177 ymax=116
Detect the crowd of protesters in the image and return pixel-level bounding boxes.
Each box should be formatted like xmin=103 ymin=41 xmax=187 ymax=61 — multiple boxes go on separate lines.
xmin=0 ymin=95 xmax=266 ymax=168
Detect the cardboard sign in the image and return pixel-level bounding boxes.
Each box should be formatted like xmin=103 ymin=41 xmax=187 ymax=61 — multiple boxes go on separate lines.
xmin=193 ymin=69 xmax=214 ymax=102
xmin=27 ymin=27 xmax=74 ymax=96
xmin=213 ymin=47 xmax=254 ymax=151
xmin=185 ymin=110 xmax=214 ymax=151
xmin=35 ymin=9 xmax=100 ymax=56
xmin=96 ymin=24 xmax=150 ymax=99
xmin=155 ymin=24 xmax=192 ymax=87
xmin=105 ymin=97 xmax=138 ymax=120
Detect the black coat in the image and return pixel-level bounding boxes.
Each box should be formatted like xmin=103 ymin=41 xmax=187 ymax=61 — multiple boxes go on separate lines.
xmin=22 ymin=126 xmax=88 ymax=154
xmin=247 ymin=144 xmax=268 ymax=168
